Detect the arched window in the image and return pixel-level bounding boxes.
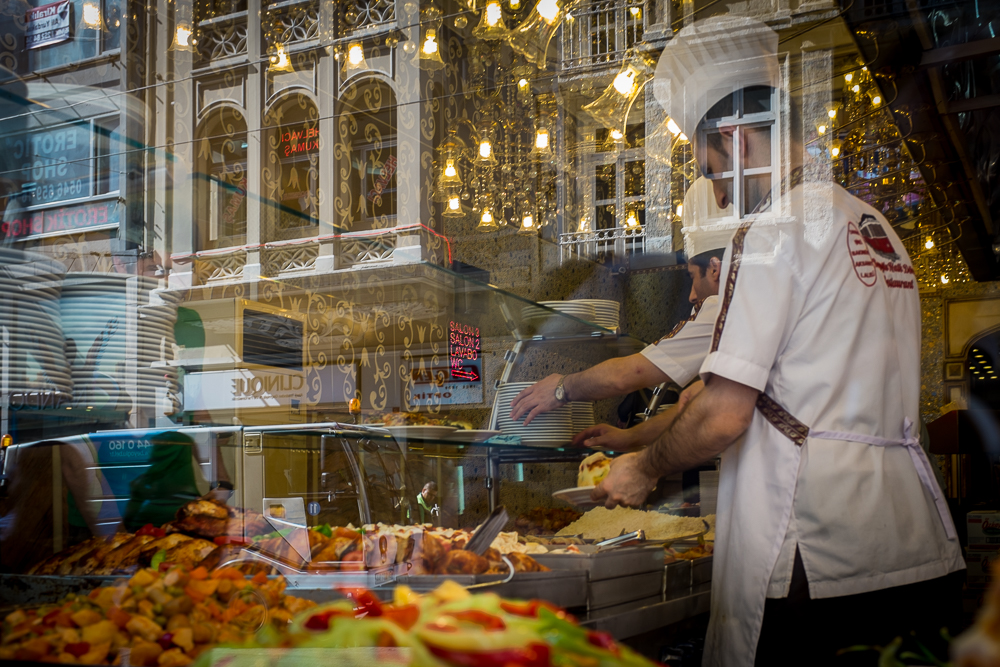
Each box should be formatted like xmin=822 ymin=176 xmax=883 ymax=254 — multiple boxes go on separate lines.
xmin=262 ymin=94 xmax=320 ymax=242
xmin=193 ymin=107 xmax=248 ymax=251
xmin=335 ymin=79 xmax=397 ymax=231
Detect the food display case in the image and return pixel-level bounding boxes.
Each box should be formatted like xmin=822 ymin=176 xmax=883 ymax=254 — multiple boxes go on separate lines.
xmin=0 ymin=261 xmax=710 ymax=665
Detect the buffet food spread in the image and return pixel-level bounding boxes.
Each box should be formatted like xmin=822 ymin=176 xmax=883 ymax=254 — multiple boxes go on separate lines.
xmin=556 ymin=506 xmax=712 ymax=542
xmin=1 ymin=565 xmax=658 ymax=667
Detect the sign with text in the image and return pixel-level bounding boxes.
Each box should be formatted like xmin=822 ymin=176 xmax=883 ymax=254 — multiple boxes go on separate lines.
xmin=408 ymin=360 xmax=483 ymax=407
xmin=277 ymin=124 xmax=320 ymax=158
xmin=1 ymin=199 xmax=119 ymax=240
xmin=3 ymin=121 xmax=93 ymax=206
xmin=182 ymin=368 xmax=355 ymax=412
xmin=25 ymin=0 xmax=71 ymax=50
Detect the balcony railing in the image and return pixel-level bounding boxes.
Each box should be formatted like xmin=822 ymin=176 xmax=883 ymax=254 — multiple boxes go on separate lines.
xmin=560 ymin=0 xmax=647 ymax=70
xmin=559 ymin=226 xmax=646 ymax=266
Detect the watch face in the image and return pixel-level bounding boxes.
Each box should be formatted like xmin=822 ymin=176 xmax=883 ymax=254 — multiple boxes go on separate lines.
xmin=555 ymin=385 xmax=565 ymax=401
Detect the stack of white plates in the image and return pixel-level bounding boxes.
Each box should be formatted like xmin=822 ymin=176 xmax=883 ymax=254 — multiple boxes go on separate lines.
xmin=576 ymin=299 xmax=620 ymax=331
xmin=571 ymin=402 xmax=595 ymax=430
xmin=521 ymin=299 xmax=621 ymax=332
xmin=60 ymin=274 xmax=180 ymax=413
xmin=492 ymin=383 xmax=599 ymax=447
xmin=0 ymin=248 xmax=72 ymax=398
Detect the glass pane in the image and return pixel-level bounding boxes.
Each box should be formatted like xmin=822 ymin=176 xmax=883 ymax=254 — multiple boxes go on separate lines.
xmin=595 ymin=164 xmax=616 ymax=200
xmin=744 ymin=126 xmax=772 ymax=168
xmin=625 ymin=160 xmax=645 ymax=196
xmin=702 ymin=130 xmax=734 ymax=174
xmin=711 ymin=177 xmax=734 ymax=213
xmin=744 ymin=85 xmax=773 ymax=114
xmin=596 ymin=203 xmax=616 ymax=230
xmin=743 ymin=173 xmax=772 ymax=216
xmin=705 ymin=92 xmax=735 ymax=119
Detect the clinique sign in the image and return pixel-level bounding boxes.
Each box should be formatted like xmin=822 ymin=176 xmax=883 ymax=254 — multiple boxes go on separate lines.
xmin=232 ymin=372 xmax=305 ymax=397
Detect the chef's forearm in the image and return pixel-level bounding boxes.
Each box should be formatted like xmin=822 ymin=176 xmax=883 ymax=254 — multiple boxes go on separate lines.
xmin=564 ymin=355 xmax=669 ymax=402
xmin=639 ymin=375 xmax=757 ymax=477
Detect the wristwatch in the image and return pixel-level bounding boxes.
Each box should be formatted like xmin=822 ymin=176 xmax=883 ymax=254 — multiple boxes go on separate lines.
xmin=554 ymin=375 xmax=569 ymax=404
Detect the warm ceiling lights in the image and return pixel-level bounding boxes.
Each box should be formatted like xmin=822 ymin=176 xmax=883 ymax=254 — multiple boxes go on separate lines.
xmin=347 ymin=42 xmax=364 ymax=66
xmin=925 ymin=237 xmax=935 ymax=250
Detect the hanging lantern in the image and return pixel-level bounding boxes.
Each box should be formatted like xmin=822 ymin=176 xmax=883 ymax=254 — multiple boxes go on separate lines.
xmin=444 ymin=194 xmax=465 ymax=218
xmin=583 ymin=49 xmax=655 ymax=130
xmin=81 ymin=1 xmax=104 ymax=30
xmin=419 ymin=6 xmax=446 ymax=70
xmin=529 ymin=126 xmax=552 ymax=159
xmin=472 ymin=0 xmax=508 ymax=40
xmin=345 ymin=41 xmax=366 ymax=72
xmin=269 ymin=43 xmax=294 ymax=72
xmin=517 ymin=212 xmax=537 ymax=235
xmin=477 ymin=208 xmax=499 ymax=231
xmin=508 ymin=0 xmax=563 ymax=65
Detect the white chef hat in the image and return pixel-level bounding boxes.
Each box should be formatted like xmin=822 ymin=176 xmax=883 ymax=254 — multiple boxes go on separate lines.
xmin=653 ymin=15 xmax=780 ymax=142
xmin=681 ymin=176 xmax=737 ymax=259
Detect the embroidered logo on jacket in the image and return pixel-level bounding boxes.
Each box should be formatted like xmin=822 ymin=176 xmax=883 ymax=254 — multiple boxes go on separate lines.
xmin=846 ymin=222 xmax=877 ymax=286
xmin=857 ymin=214 xmax=899 ymax=261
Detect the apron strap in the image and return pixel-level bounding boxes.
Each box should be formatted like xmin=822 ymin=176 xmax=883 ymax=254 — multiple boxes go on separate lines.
xmin=810 ymin=418 xmax=957 ymax=541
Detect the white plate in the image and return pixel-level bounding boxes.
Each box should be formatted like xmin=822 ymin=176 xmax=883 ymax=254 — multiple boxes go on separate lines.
xmin=553 ymin=486 xmax=600 ymax=508
xmin=444 ymin=429 xmax=503 ymax=443
xmin=378 ymin=425 xmax=457 ymax=440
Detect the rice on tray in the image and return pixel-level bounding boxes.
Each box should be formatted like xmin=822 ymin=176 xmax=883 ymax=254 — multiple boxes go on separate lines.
xmin=556 ymin=507 xmax=712 ymax=541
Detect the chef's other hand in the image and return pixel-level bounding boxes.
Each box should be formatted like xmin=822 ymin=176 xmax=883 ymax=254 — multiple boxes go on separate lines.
xmin=571 ymin=424 xmax=640 ymax=451
xmin=676 ymin=380 xmax=705 ymax=413
xmin=591 ymin=453 xmax=658 ymax=509
xmin=509 ymin=374 xmax=563 ymax=427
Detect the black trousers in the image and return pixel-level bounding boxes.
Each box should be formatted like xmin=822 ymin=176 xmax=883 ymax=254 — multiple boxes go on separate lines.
xmin=754 ymin=550 xmax=964 ymax=667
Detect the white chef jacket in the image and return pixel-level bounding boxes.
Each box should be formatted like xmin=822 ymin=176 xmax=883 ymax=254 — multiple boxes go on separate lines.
xmin=640 ymin=296 xmax=719 ymax=386
xmin=699 ymin=181 xmax=964 ymax=667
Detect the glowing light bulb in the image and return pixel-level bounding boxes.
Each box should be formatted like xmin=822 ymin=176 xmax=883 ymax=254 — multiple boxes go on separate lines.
xmin=481 ymin=209 xmax=493 ymax=223
xmin=871 ymin=95 xmax=882 ymax=106
xmin=676 ymin=204 xmax=683 ymax=218
xmin=444 ymin=160 xmax=457 ymax=178
xmin=852 ymin=85 xmax=860 ymax=93
xmin=523 ymin=214 xmax=534 ymax=228
xmin=614 ymin=68 xmax=638 ymax=96
xmin=845 ymin=73 xmax=853 ymax=83
xmin=518 ymin=78 xmax=529 ymax=89
xmin=485 ymin=1 xmax=503 ymax=25
xmin=817 ymin=124 xmax=827 ymax=134
xmin=610 ymin=129 xmax=623 ymax=140
xmin=626 ymin=210 xmax=639 ymax=227
xmin=629 ymin=5 xmax=641 ymax=16
xmin=347 ymin=42 xmax=364 ymax=66
xmin=82 ymin=2 xmax=101 ymax=28
xmin=678 ymin=133 xmax=687 ymax=142
xmin=175 ymin=24 xmax=193 ymax=47
xmin=536 ymin=0 xmax=560 ymax=22
xmin=535 ymin=128 xmax=549 ymax=149
xmin=925 ymin=237 xmax=934 ymax=250
xmin=479 ymin=140 xmax=492 ymax=158
xmin=828 ymin=108 xmax=837 ymax=118
xmin=941 ymin=274 xmax=950 ymax=284
xmin=509 ymin=0 xmax=520 ymax=8
xmin=666 ymin=118 xmax=681 ymax=136
xmin=448 ymin=196 xmax=461 ymax=210
xmin=830 ymin=144 xmax=840 ymax=157
xmin=423 ymin=29 xmax=439 ymax=54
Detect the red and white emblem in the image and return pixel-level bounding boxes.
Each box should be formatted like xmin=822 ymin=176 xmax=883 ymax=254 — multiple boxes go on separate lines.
xmin=847 ymin=222 xmax=877 ymax=286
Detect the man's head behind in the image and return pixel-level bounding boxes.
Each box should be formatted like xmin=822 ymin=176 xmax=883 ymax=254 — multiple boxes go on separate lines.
xmin=421 ymin=481 xmax=438 ymax=502
xmin=687 ymin=248 xmax=725 ymax=303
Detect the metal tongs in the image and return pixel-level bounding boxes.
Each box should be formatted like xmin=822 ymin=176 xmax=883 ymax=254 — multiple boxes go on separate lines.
xmin=594 ymin=529 xmax=646 ymax=551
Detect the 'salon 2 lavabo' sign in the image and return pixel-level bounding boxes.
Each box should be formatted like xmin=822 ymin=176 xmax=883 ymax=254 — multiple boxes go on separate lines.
xmin=25 ymin=0 xmax=71 ymax=50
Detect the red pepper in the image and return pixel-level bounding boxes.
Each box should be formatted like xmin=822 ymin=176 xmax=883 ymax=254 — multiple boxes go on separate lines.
xmin=587 ymin=631 xmax=620 ymax=656
xmin=136 ymin=524 xmax=166 ymax=538
xmin=427 ymin=642 xmax=551 ymax=667
xmin=338 ymin=588 xmax=383 ymax=617
xmin=213 ymin=536 xmax=251 ymax=546
xmin=442 ymin=609 xmax=506 ymax=631
xmin=157 ymin=633 xmax=174 ymax=651
xmin=381 ymin=604 xmax=420 ymax=631
xmin=303 ymin=609 xmax=346 ymax=631
xmin=64 ymin=642 xmax=90 ymax=658
xmin=500 ymin=599 xmax=560 ymax=619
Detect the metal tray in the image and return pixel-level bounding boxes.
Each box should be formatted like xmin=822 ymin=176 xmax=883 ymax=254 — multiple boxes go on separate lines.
xmin=397 ymin=570 xmax=588 ymax=609
xmin=691 ymin=555 xmax=713 ymax=585
xmin=663 ymin=559 xmax=692 ymax=597
xmin=531 ymin=545 xmax=665 ymax=581
xmin=588 ymin=570 xmax=664 ymax=610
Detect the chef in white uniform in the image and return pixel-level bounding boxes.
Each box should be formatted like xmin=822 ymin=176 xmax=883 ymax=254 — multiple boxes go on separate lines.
xmin=509 ymin=192 xmax=735 ymax=447
xmin=592 ymin=15 xmax=965 ymax=666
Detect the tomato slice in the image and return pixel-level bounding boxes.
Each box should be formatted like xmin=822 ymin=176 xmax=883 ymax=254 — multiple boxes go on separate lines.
xmin=304 ymin=609 xmax=347 ymax=631
xmin=500 ymin=600 xmax=560 ymax=618
xmin=381 ymin=604 xmax=420 ymax=631
xmin=427 ymin=642 xmax=551 ymax=667
xmin=338 ymin=588 xmax=383 ymax=617
xmin=136 ymin=524 xmax=166 ymax=538
xmin=442 ymin=609 xmax=506 ymax=631
xmin=587 ymin=631 xmax=620 ymax=656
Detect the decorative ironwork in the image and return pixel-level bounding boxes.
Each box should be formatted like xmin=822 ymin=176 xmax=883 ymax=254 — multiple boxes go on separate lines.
xmin=336 ymin=226 xmax=449 ymax=269
xmin=196 ymin=13 xmax=248 ymax=63
xmin=560 ymin=0 xmax=646 ymax=70
xmin=265 ymin=0 xmax=320 ymax=49
xmin=559 ymin=226 xmax=646 ymax=264
xmin=194 ymin=250 xmax=247 ymax=284
xmin=264 ymin=243 xmax=319 ymax=275
xmin=346 ymin=0 xmax=395 ymax=32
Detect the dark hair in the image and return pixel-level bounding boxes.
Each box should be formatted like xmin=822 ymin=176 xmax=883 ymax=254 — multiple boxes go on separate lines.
xmin=423 ymin=481 xmax=438 ymax=490
xmin=688 ymin=248 xmax=726 ymax=276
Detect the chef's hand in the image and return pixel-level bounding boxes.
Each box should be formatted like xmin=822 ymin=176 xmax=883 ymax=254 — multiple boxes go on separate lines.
xmin=591 ymin=453 xmax=658 ymax=509
xmin=509 ymin=374 xmax=563 ymax=427
xmin=676 ymin=380 xmax=705 ymax=413
xmin=571 ymin=424 xmax=642 ymax=451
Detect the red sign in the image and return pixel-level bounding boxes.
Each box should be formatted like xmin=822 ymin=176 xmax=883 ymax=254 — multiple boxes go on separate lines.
xmin=846 ymin=222 xmax=877 ymax=287
xmin=1 ymin=200 xmax=118 ymax=240
xmin=279 ymin=126 xmax=320 ymax=157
